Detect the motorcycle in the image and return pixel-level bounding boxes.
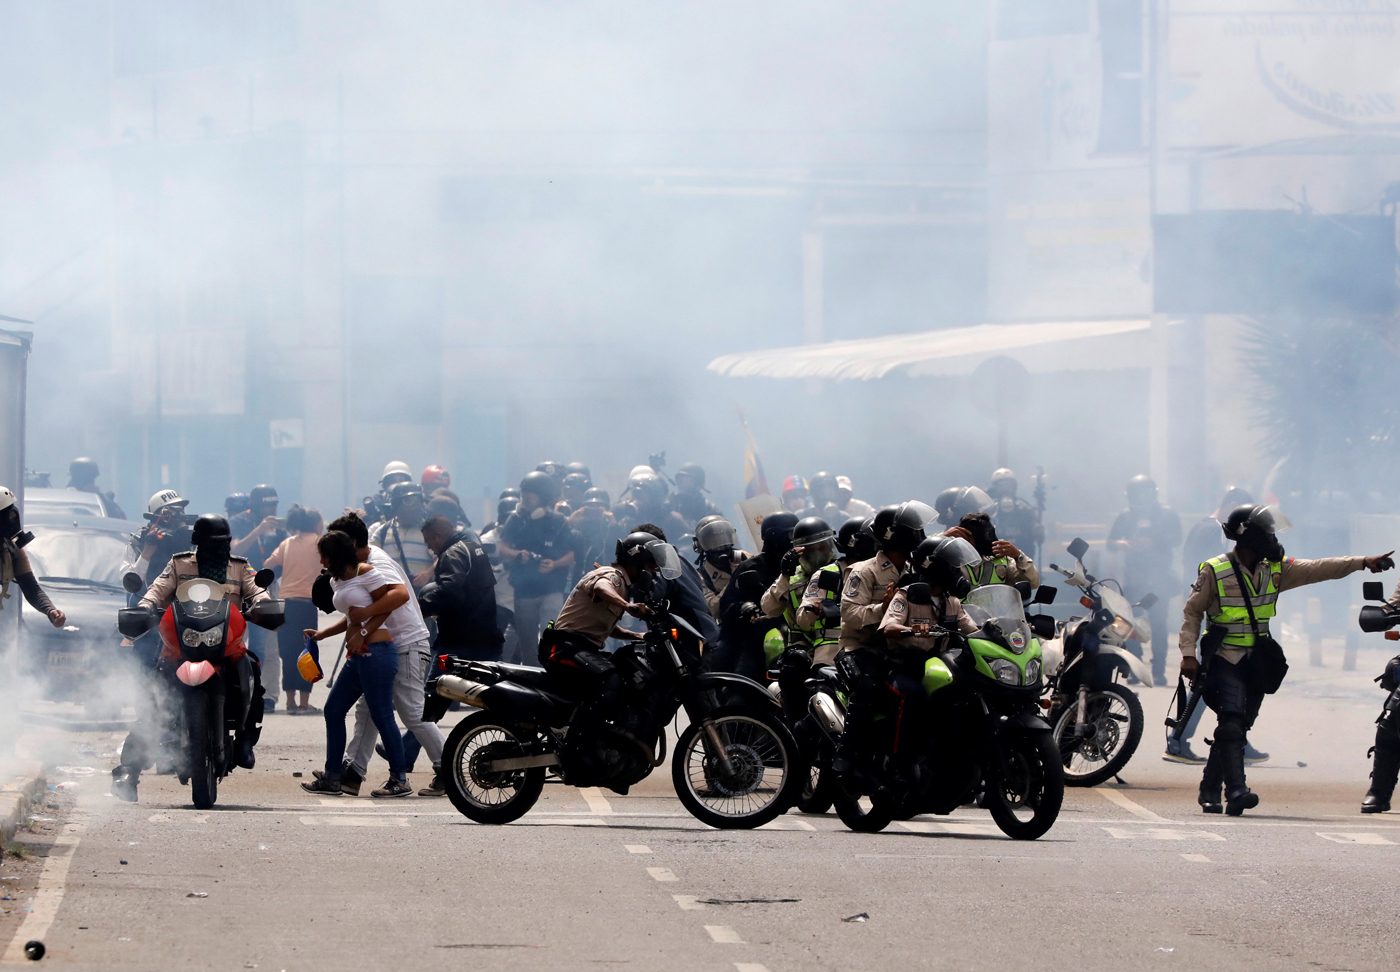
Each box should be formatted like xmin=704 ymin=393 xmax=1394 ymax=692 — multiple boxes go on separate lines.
xmin=117 ymin=569 xmax=284 ymax=809
xmin=1041 ymin=537 xmax=1155 ymax=787
xmin=809 ymin=582 xmax=1064 ymax=840
xmin=429 ymin=587 xmax=804 ymax=830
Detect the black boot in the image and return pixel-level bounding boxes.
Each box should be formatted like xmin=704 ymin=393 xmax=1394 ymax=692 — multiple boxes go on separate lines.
xmin=1199 ymin=735 xmax=1224 ymax=813
xmin=111 ymin=766 xmax=139 ymax=803
xmin=1218 ymin=716 xmax=1257 ymax=816
xmin=1363 ymin=730 xmax=1400 ymax=813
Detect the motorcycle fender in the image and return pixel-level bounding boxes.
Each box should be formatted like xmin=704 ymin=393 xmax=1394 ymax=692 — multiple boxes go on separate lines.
xmin=1099 ymin=645 xmax=1154 ymax=688
xmin=693 ymin=672 xmax=779 ymax=709
xmin=176 ymin=660 xmax=217 ymax=687
xmin=998 ymin=711 xmax=1052 ymax=734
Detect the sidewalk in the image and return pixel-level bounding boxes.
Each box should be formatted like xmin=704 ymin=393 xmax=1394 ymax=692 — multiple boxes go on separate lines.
xmin=0 ymin=761 xmax=46 ymax=850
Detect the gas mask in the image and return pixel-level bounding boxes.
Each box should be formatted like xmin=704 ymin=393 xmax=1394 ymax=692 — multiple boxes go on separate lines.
xmin=798 ymin=539 xmax=837 ymax=574
xmin=1 ymin=506 xmax=33 ymax=548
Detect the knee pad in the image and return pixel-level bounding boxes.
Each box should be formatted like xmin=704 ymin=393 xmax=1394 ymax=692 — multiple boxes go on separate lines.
xmin=1215 ymin=717 xmax=1246 ymax=746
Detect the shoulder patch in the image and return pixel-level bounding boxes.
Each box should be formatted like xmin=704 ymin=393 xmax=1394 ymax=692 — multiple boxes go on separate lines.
xmin=229 ymin=555 xmax=249 ymax=564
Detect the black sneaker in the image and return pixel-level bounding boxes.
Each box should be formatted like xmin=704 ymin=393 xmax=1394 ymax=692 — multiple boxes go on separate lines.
xmin=301 ymin=777 xmax=343 ymax=795
xmin=340 ymin=766 xmax=363 ymax=796
xmin=373 ymin=778 xmax=413 ymax=798
xmin=418 ymin=773 xmax=446 ymax=797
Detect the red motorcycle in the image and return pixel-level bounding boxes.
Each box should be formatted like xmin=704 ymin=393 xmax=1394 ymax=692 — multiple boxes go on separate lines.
xmin=119 ymin=570 xmax=283 ymax=808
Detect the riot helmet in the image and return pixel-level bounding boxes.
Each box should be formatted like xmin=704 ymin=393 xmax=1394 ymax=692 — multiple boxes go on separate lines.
xmin=675 ymin=462 xmax=706 ymax=494
xmin=68 ymin=457 xmax=99 ymax=488
xmin=694 ymin=515 xmax=738 ymax=555
xmin=911 ymin=535 xmax=980 ymax=599
xmin=1126 ymin=474 xmax=1158 ymax=509
xmin=872 ymin=503 xmax=926 ymax=555
xmin=837 ymin=516 xmax=877 ymax=563
xmin=1222 ymin=504 xmax=1291 ymax=561
xmin=615 ymin=532 xmax=682 ymax=579
xmin=933 ymin=486 xmax=995 ymax=527
xmin=792 ymin=515 xmax=837 ymax=572
xmin=380 ymin=461 xmax=413 ymax=490
xmin=520 ymin=470 xmax=560 ymax=510
xmin=759 ymin=510 xmax=800 ymax=558
xmin=988 ymin=467 xmax=1017 ymax=500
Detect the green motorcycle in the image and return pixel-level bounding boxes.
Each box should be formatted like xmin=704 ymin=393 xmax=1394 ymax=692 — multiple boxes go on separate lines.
xmin=812 ymin=583 xmax=1064 ymax=840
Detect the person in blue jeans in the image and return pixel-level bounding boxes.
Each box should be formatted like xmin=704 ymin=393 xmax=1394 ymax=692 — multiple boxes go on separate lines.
xmin=300 ymin=530 xmax=413 ymax=798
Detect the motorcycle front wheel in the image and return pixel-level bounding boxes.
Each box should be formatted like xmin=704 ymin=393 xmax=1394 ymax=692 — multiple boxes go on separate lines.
xmin=796 ymin=764 xmax=835 ymax=814
xmin=186 ymin=689 xmax=222 ymax=810
xmin=672 ymin=705 xmax=803 ymax=829
xmin=832 ymin=789 xmax=895 ymax=833
xmin=1052 ymin=685 xmax=1144 ymax=787
xmin=441 ymin=712 xmax=547 ymax=824
xmin=987 ymin=730 xmax=1064 ymax=840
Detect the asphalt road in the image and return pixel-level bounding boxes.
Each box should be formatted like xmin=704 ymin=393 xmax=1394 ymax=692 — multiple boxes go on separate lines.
xmin=4 ymin=647 xmax=1400 ymax=972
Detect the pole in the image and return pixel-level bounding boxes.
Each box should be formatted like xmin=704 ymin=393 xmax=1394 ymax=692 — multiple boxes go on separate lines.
xmin=338 ymin=74 xmax=352 ymax=508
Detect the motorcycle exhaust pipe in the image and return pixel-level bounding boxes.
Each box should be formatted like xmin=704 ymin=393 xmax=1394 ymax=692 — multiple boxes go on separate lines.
xmin=435 ymin=674 xmax=489 ymax=708
xmin=808 ymin=692 xmax=845 ymax=736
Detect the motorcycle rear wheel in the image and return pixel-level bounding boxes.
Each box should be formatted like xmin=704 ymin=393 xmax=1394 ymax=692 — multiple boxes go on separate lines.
xmin=187 ymin=691 xmax=220 ymax=810
xmin=987 ymin=730 xmax=1064 ymax=840
xmin=672 ymin=705 xmax=802 ymax=829
xmin=1052 ymin=685 xmax=1143 ymax=787
xmin=442 ymin=712 xmax=547 ymax=825
xmin=833 ymin=789 xmax=895 ymax=833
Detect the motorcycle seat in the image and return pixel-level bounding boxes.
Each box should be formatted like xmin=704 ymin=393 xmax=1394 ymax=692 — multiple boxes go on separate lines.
xmin=475 ymin=661 xmax=552 ymax=688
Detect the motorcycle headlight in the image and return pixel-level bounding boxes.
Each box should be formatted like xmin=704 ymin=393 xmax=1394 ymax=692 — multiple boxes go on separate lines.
xmin=182 ymin=628 xmax=202 ymax=647
xmin=1109 ymin=617 xmax=1134 ymax=642
xmin=1024 ymin=658 xmax=1041 ymax=684
xmin=202 ymin=626 xmax=224 ymax=647
xmin=990 ymin=658 xmax=1020 ymax=685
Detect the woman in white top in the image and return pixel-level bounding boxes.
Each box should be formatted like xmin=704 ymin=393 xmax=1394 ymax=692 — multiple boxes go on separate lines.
xmin=299 ymin=530 xmax=413 ymax=798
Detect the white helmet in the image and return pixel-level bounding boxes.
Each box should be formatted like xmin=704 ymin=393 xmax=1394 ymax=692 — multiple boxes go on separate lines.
xmin=0 ymin=486 xmax=15 ymax=512
xmin=146 ymin=488 xmax=188 ymax=517
xmin=628 ymin=464 xmax=657 ymax=480
xmin=381 ymin=460 xmax=413 ymax=487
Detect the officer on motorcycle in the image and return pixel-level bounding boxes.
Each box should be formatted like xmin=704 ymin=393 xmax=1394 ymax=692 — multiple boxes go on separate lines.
xmin=946 ymin=512 xmax=1039 ymax=588
xmin=761 ymin=516 xmax=839 ymax=723
xmin=1179 ymin=504 xmax=1393 ymax=815
xmin=693 ymin=514 xmax=749 ymax=619
xmin=830 ymin=503 xmax=926 ymax=772
xmin=112 ymin=514 xmax=271 ymax=802
xmin=713 ymin=511 xmax=799 ymax=681
xmin=933 ymin=486 xmax=996 ymax=530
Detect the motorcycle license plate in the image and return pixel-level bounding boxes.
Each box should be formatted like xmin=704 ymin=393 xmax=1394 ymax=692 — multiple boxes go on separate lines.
xmin=48 ymin=651 xmax=91 ymax=674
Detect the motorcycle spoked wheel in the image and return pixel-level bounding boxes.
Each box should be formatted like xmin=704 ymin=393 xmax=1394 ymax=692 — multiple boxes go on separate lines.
xmin=796 ymin=764 xmax=835 ymax=815
xmin=441 ymin=712 xmax=547 ymax=825
xmin=1052 ymin=685 xmax=1144 ymax=788
xmin=186 ymin=689 xmax=223 ymax=810
xmin=672 ymin=704 xmax=804 ymax=829
xmin=986 ymin=730 xmax=1064 ymax=840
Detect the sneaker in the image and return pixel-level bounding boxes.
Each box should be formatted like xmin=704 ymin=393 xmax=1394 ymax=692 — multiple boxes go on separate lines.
xmin=418 ymin=773 xmax=446 ymax=797
xmin=1163 ymin=742 xmax=1207 ymax=765
xmin=372 ymin=778 xmax=413 ymax=798
xmin=297 ymin=705 xmax=322 ymax=715
xmin=265 ymin=700 xmax=277 ymax=714
xmin=340 ymin=766 xmax=363 ymax=796
xmin=300 ymin=777 xmax=343 ymax=795
xmin=1244 ymin=744 xmax=1270 ymax=764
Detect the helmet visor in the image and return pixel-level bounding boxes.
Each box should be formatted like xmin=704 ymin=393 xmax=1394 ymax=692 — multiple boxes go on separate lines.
xmin=956 ymin=487 xmax=996 ymax=516
xmin=904 ymin=501 xmax=939 ymax=528
xmin=695 ymin=519 xmax=738 ymax=552
xmin=648 ymin=541 xmax=683 ymax=580
xmin=793 ymin=528 xmax=836 ymax=548
xmin=1248 ymin=505 xmax=1292 ymax=536
xmin=938 ymin=536 xmax=982 ymax=569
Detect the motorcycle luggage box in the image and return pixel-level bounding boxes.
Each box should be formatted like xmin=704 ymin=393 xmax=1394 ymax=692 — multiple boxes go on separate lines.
xmin=481 ymin=680 xmax=572 ymax=721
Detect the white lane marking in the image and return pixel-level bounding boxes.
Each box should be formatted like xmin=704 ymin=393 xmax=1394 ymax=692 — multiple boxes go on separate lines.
xmin=191 ymin=814 xmax=209 ymax=824
xmin=673 ymin=895 xmax=704 ymax=911
xmin=577 ymin=787 xmax=615 ymax=815
xmin=647 ymin=867 xmax=678 ymax=882
xmin=146 ymin=814 xmax=171 ymax=823
xmin=519 ymin=817 xmax=606 ymax=827
xmin=625 ymin=844 xmax=652 ymax=854
xmin=705 ymin=925 xmax=745 ymax=944
xmin=1317 ymin=831 xmax=1396 ymax=845
xmin=1096 ymin=788 xmax=1171 ymax=822
xmin=2 ymin=821 xmax=85 ymax=964
xmin=898 ymin=820 xmax=1001 ymax=837
xmin=1181 ymin=854 xmax=1211 ymax=862
xmin=1104 ymin=827 xmax=1225 ymax=841
xmin=760 ymin=818 xmax=817 ymax=831
xmin=735 ymin=965 xmax=771 ymax=972
xmin=298 ymin=816 xmax=410 ymax=827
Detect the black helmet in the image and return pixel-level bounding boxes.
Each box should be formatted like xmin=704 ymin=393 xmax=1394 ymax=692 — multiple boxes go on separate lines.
xmin=496 ymin=497 xmax=518 ymax=522
xmin=564 ymin=462 xmax=592 ymax=482
xmin=520 ymin=470 xmax=559 ymax=505
xmin=615 ymin=531 xmax=661 ymax=571
xmin=500 ymin=487 xmax=521 ymax=501
xmin=910 ymin=535 xmax=980 ymax=598
xmin=871 ymin=503 xmax=926 ymax=555
xmin=676 ymin=462 xmax=706 ymax=491
xmin=958 ymin=511 xmax=998 ymax=557
xmin=837 ymin=516 xmax=877 ymax=563
xmin=933 ymin=486 xmax=994 ymax=527
xmin=1218 ymin=486 xmax=1253 ymax=514
xmin=224 ymin=492 xmax=251 ymax=516
xmin=191 ymin=514 xmax=232 ymax=546
xmin=1222 ymin=504 xmax=1290 ymax=560
xmin=562 ymin=472 xmax=591 ymax=494
xmin=759 ymin=510 xmax=800 ymax=555
xmin=582 ymin=487 xmax=611 ymax=509
xmin=694 ymin=515 xmax=738 ymax=554
xmin=68 ymin=457 xmax=99 ymax=486
xmin=249 ymin=484 xmax=279 ymax=509
xmin=793 ymin=515 xmax=837 ymax=571
xmin=809 ymin=471 xmax=840 ymax=503
xmin=536 ymin=461 xmax=563 ymax=482
xmin=1126 ymin=474 xmax=1158 ymax=508
xmin=629 ymin=471 xmax=668 ymax=505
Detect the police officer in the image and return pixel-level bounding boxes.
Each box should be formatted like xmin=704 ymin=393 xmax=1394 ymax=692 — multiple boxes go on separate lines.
xmin=987 ymin=468 xmax=1041 ymax=559
xmin=947 ymin=512 xmax=1039 ymax=588
xmin=1363 ymin=648 xmax=1400 ymax=813
xmin=713 ymin=511 xmax=799 ymax=681
xmin=1108 ymin=475 xmax=1182 ymax=685
xmin=836 ymin=476 xmax=876 ymax=520
xmin=618 ymin=470 xmax=688 ymax=537
xmin=933 ymin=486 xmax=996 ymax=530
xmin=112 ymin=514 xmax=270 ymax=802
xmin=761 ymin=516 xmax=839 ymax=723
xmin=669 ymin=462 xmax=720 ymax=529
xmin=67 ymin=457 xmax=125 ymax=519
xmin=1179 ymin=503 xmax=1393 ymax=815
xmin=0 ymin=486 xmax=66 ymax=628
xmin=807 ymin=472 xmax=848 ymax=527
xmin=693 ymin=514 xmax=749 ymax=619
xmin=794 ymin=517 xmax=875 ymax=662
xmin=830 ymin=503 xmax=926 ymax=772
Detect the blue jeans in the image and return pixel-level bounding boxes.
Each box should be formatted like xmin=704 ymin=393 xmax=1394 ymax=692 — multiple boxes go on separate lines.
xmin=323 ymin=642 xmax=405 ymax=782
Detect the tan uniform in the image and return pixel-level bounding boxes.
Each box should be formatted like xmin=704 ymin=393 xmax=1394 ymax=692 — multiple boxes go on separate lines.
xmin=1179 ymin=555 xmax=1364 ymax=665
xmin=796 ymin=563 xmax=850 ymax=665
xmin=839 ymin=553 xmax=903 ymax=652
xmin=139 ymin=552 xmax=267 ymax=614
xmin=843 ymin=498 xmax=877 ymax=520
xmin=760 ymin=569 xmax=806 ymax=619
xmin=699 ymin=550 xmax=749 ymax=619
xmin=878 ymin=588 xmax=978 ymax=654
xmin=553 ymin=565 xmax=631 ymax=649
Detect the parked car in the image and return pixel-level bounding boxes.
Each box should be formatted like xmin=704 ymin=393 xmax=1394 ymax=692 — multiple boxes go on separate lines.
xmin=23 ymin=486 xmax=113 ymax=524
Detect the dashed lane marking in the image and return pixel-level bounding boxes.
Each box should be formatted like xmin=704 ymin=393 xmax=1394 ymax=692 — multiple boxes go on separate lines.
xmin=146 ymin=814 xmax=170 ymax=823
xmin=1316 ymin=832 xmax=1396 ymax=845
xmin=735 ymin=965 xmax=771 ymax=972
xmin=760 ymin=817 xmax=816 ymax=831
xmin=577 ymin=787 xmax=615 ymax=815
xmin=647 ymin=867 xmax=678 ymax=882
xmin=299 ymin=816 xmax=410 ymax=827
xmin=518 ymin=817 xmax=606 ymax=826
xmin=1095 ymin=787 xmax=1173 ymax=822
xmin=898 ymin=821 xmax=1002 ymax=837
xmin=705 ymin=925 xmax=745 ymax=944
xmin=1103 ymin=827 xmax=1225 ymax=841
xmin=2 ymin=819 xmax=86 ymax=964
xmin=673 ymin=895 xmax=704 ymax=911
xmin=625 ymin=844 xmax=652 ymax=854
xmin=1181 ymin=854 xmax=1212 ymax=862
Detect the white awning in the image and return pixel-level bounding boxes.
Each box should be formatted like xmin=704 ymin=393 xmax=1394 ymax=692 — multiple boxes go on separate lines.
xmin=707 ymin=318 xmax=1165 ymax=381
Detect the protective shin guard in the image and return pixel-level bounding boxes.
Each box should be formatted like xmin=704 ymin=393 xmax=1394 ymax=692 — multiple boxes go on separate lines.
xmin=1217 ymin=716 xmax=1258 ymax=815
xmin=1200 ymin=738 xmax=1224 ymax=812
xmin=1363 ymin=728 xmax=1400 ymax=813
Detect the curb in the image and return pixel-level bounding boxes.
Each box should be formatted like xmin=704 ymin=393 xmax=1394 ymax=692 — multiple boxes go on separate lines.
xmin=0 ymin=762 xmax=48 ymax=849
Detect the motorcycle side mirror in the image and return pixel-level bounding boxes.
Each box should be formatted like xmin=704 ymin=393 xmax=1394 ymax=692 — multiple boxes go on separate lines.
xmin=905 ymin=582 xmax=933 ymax=606
xmin=246 ymin=598 xmax=286 ymax=631
xmin=1363 ymin=581 xmax=1386 ymax=602
xmin=1014 ymin=581 xmax=1033 ymax=601
xmin=117 ymin=607 xmax=157 ymax=638
xmin=122 ymin=571 xmax=143 ymax=594
xmin=1066 ymin=538 xmax=1089 ymax=561
xmin=1033 ymin=585 xmax=1057 ymax=605
xmin=1359 ymin=604 xmax=1399 ymax=633
xmin=253 ymin=568 xmax=275 ymax=590
xmin=1028 ymin=614 xmax=1056 ymax=638
xmin=1137 ymin=592 xmax=1159 ymax=611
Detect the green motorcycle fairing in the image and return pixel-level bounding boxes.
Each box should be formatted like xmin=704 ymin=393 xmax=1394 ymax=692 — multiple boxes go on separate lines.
xmin=965 ymin=637 xmax=1043 ymax=686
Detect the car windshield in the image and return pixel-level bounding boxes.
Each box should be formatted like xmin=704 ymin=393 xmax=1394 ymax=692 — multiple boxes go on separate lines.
xmin=24 ymin=527 xmax=130 ymax=588
xmin=24 ymin=492 xmax=106 ymax=521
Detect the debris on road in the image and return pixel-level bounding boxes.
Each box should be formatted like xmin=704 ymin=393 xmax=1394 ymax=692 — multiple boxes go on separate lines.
xmin=842 ymin=912 xmax=869 ymax=923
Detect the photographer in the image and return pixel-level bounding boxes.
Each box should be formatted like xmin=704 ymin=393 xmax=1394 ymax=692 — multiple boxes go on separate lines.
xmin=498 ymin=471 xmax=576 ymax=661
xmin=1 ymin=486 xmax=66 ymax=628
xmin=120 ymin=489 xmax=195 ymax=602
xmin=232 ymin=485 xmax=289 ymax=708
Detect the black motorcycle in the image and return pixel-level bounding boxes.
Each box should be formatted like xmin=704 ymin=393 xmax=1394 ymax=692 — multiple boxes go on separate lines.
xmin=430 ymin=596 xmax=804 ymax=829
xmin=118 ymin=569 xmax=283 ymax=809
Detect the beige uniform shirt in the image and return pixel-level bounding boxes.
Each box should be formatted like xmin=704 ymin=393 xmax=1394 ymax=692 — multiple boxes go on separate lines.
xmin=839 ymin=553 xmax=903 ymax=652
xmin=554 ymin=565 xmax=631 ymax=648
xmin=879 ymin=588 xmax=978 ymax=654
xmin=760 ymin=569 xmax=807 ymax=619
xmin=843 ymin=498 xmax=877 ymax=520
xmin=699 ymin=550 xmax=749 ymax=619
xmin=1179 ymin=554 xmax=1364 ymax=665
xmin=139 ymin=553 xmax=268 ymax=613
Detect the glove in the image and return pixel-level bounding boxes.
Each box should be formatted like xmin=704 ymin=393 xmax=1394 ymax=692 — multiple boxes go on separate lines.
xmin=779 ymin=549 xmax=801 ymax=576
xmin=739 ymin=601 xmax=762 ymax=623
